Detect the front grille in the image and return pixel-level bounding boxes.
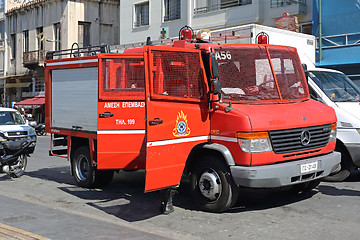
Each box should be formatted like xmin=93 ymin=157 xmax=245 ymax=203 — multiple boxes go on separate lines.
xmin=269 ymin=124 xmax=331 ymax=154
xmin=7 ymin=131 xmax=27 ymax=137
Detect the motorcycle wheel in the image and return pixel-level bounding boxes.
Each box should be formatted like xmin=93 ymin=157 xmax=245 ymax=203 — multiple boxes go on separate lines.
xmin=36 ymin=129 xmax=45 ymax=136
xmin=10 ymin=155 xmax=27 ymax=178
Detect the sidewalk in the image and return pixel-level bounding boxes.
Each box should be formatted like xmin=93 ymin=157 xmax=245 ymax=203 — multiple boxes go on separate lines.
xmin=0 ymin=195 xmax=173 ymax=240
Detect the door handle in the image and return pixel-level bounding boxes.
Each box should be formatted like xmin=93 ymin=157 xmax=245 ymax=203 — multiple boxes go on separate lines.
xmin=99 ymin=112 xmax=114 ymax=118
xmin=72 ymin=126 xmax=83 ymax=130
xmin=149 ymin=119 xmax=163 ymax=126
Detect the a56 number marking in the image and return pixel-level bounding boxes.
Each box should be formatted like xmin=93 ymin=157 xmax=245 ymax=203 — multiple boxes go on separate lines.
xmin=215 ymin=51 xmax=232 ymax=60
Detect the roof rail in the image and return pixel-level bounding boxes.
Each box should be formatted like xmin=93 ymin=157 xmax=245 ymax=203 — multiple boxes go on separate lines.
xmin=46 ymin=44 xmax=110 ymax=60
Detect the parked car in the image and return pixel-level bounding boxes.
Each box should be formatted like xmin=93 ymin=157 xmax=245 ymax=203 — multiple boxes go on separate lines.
xmin=307 ymin=68 xmax=360 ymax=181
xmin=0 ymin=108 xmax=37 ymax=153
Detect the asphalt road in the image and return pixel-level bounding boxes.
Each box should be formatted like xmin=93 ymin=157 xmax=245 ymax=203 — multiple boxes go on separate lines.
xmin=0 ymin=135 xmax=359 ymax=239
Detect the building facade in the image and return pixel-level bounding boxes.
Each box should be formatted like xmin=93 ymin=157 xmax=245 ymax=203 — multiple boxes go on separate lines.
xmin=3 ymin=0 xmax=120 ymax=112
xmin=313 ymin=0 xmax=360 ymax=87
xmin=0 ymin=0 xmax=5 ymax=106
xmin=1 ymin=0 xmax=319 ymax=112
xmin=119 ymin=0 xmax=313 ymax=45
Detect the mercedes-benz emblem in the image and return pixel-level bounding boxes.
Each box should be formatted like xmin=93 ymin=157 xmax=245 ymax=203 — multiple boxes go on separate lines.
xmin=300 ymin=130 xmax=311 ymax=146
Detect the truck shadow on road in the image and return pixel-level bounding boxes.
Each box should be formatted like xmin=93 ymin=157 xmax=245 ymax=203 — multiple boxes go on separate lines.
xmin=25 ymin=166 xmax=75 ymax=185
xmin=23 ymin=167 xmax=360 ymax=222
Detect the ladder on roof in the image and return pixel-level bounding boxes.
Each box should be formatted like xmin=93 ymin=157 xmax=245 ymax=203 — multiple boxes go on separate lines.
xmin=46 ymin=44 xmax=110 ymax=60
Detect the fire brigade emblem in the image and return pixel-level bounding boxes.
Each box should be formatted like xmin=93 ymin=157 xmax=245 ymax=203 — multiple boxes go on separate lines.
xmin=173 ymin=111 xmax=191 ymax=137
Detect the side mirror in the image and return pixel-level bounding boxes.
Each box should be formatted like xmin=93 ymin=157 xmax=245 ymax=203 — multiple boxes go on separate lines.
xmin=212 ymin=79 xmax=222 ymax=95
xmin=210 ymin=52 xmax=219 ymax=79
xmin=302 ymin=63 xmax=309 ymax=83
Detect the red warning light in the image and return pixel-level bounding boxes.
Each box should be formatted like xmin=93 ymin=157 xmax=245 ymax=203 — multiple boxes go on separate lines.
xmin=179 ymin=26 xmax=194 ymax=40
xmin=256 ymin=32 xmax=269 ymax=44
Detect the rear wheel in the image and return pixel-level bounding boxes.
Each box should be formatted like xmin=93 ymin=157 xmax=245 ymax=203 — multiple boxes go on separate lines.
xmin=72 ymin=146 xmax=114 ymax=188
xmin=190 ymin=156 xmax=239 ymax=212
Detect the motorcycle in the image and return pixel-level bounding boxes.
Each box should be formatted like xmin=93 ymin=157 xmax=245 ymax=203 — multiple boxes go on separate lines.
xmin=0 ymin=133 xmax=31 ymax=178
xmin=35 ymin=124 xmax=46 ymax=136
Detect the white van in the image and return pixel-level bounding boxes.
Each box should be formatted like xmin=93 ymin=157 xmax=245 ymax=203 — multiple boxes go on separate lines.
xmin=0 ymin=107 xmax=37 ymax=153
xmin=307 ymin=68 xmax=360 ymax=181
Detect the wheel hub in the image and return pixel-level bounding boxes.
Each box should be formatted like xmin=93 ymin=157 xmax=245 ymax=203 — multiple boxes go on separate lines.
xmin=76 ymin=155 xmax=90 ymax=181
xmin=199 ymin=169 xmax=222 ymax=201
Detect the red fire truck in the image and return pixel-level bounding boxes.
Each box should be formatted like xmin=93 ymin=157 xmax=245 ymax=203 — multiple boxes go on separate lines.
xmin=45 ymin=27 xmax=340 ymax=213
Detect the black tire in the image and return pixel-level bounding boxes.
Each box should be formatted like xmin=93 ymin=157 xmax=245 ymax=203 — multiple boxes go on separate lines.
xmin=190 ymin=156 xmax=239 ymax=212
xmin=10 ymin=155 xmax=27 ymax=178
xmin=71 ymin=146 xmax=114 ymax=188
xmin=291 ymin=179 xmax=321 ymax=194
xmin=36 ymin=129 xmax=45 ymax=136
xmin=324 ymin=145 xmax=353 ymax=182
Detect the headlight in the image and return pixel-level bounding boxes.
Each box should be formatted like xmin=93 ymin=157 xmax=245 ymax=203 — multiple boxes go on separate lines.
xmin=0 ymin=131 xmax=6 ymax=142
xmin=237 ymin=132 xmax=272 ymax=153
xmin=329 ymin=123 xmax=337 ymax=142
xmin=29 ymin=128 xmax=36 ymax=135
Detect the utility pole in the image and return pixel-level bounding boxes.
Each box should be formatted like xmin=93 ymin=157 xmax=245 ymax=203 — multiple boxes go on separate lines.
xmin=318 ymin=0 xmax=322 ymax=62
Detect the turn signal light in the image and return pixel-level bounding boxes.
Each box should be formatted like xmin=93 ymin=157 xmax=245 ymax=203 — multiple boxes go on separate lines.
xmin=236 ymin=131 xmax=269 ymax=139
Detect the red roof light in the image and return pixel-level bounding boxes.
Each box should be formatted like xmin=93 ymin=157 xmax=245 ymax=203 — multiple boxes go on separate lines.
xmin=257 ymin=32 xmax=269 ymax=44
xmin=179 ymin=26 xmax=194 ymax=40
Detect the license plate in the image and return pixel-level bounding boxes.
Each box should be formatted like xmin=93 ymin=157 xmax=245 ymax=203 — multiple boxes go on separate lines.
xmin=300 ymin=162 xmax=318 ymax=173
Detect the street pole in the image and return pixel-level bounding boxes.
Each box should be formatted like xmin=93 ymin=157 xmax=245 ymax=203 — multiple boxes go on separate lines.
xmin=318 ymin=0 xmax=322 ymax=62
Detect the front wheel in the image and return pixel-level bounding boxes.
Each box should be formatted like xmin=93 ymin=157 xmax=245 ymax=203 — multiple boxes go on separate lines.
xmin=190 ymin=156 xmax=239 ymax=212
xmin=10 ymin=155 xmax=27 ymax=178
xmin=36 ymin=129 xmax=46 ymax=136
xmin=324 ymin=145 xmax=353 ymax=182
xmin=72 ymin=146 xmax=114 ymax=188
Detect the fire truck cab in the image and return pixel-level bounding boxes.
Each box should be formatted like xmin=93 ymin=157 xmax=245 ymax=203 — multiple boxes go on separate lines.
xmin=45 ymin=28 xmax=340 ymax=212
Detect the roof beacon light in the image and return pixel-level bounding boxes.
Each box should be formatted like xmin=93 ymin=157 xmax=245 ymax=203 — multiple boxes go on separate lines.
xmin=179 ymin=25 xmax=194 ymax=40
xmin=256 ymin=32 xmax=269 ymax=44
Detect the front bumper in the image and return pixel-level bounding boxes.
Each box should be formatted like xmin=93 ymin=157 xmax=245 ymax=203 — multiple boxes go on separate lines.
xmin=344 ymin=143 xmax=360 ymax=167
xmin=230 ymin=151 xmax=341 ymax=188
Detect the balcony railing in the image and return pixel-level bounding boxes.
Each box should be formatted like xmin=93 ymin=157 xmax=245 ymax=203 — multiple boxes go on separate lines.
xmin=194 ymin=0 xmax=252 ymax=14
xmin=270 ymin=0 xmax=306 ymax=8
xmin=134 ymin=20 xmax=149 ymax=28
xmin=164 ymin=8 xmax=181 ymax=22
xmin=23 ymin=50 xmax=46 ymax=68
xmin=164 ymin=13 xmax=181 ymax=21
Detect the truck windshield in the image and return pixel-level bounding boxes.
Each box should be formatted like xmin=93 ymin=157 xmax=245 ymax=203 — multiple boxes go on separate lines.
xmin=214 ymin=45 xmax=308 ymax=102
xmin=308 ymin=71 xmax=360 ymax=102
xmin=0 ymin=111 xmax=25 ymax=125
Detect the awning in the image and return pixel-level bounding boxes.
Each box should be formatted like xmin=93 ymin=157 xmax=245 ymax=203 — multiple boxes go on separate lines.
xmin=14 ymin=97 xmax=45 ymax=109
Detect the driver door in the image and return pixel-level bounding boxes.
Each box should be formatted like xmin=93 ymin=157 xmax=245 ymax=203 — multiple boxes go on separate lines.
xmin=144 ymin=46 xmax=210 ymax=192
